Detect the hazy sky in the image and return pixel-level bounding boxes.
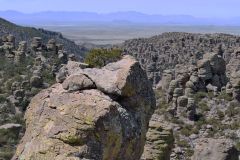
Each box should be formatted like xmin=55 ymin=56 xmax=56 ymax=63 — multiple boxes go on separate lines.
xmin=0 ymin=0 xmax=239 ymax=18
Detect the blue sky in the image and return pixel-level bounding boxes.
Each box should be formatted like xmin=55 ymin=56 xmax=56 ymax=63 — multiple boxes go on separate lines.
xmin=0 ymin=0 xmax=239 ymax=18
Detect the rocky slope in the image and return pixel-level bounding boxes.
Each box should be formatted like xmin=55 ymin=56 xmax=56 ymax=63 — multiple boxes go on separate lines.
xmin=122 ymin=32 xmax=240 ymax=159
xmin=1 ymin=27 xmax=240 ymax=160
xmin=122 ymin=32 xmax=240 ymax=85
xmin=0 ymin=34 xmax=77 ymax=159
xmin=0 ymin=17 xmax=86 ymax=58
xmin=13 ymin=55 xmax=156 ymax=160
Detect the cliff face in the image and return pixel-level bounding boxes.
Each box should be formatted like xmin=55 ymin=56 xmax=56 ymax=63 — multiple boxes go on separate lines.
xmin=13 ymin=55 xmax=156 ymax=160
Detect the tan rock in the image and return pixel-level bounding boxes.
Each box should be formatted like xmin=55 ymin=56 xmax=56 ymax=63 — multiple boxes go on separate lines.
xmin=13 ymin=55 xmax=156 ymax=160
xmin=192 ymin=138 xmax=238 ymax=160
xmin=62 ymin=74 xmax=96 ymax=91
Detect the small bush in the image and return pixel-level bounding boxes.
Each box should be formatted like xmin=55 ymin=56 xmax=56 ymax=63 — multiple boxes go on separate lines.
xmin=217 ymin=92 xmax=233 ymax=101
xmin=195 ymin=116 xmax=206 ymax=129
xmin=0 ymin=147 xmax=14 ymax=160
xmin=194 ymin=91 xmax=207 ymax=103
xmin=84 ymin=48 xmax=122 ymax=68
xmin=154 ymin=89 xmax=169 ymax=115
xmin=171 ymin=118 xmax=184 ymax=125
xmin=42 ymin=69 xmax=55 ymax=85
xmin=235 ymin=141 xmax=240 ymax=151
xmin=230 ymin=121 xmax=240 ymax=130
xmin=177 ymin=140 xmax=190 ymax=148
xmin=0 ymin=95 xmax=7 ymax=103
xmin=216 ymin=110 xmax=225 ymax=120
xmin=225 ymin=104 xmax=240 ymax=117
xmin=185 ymin=148 xmax=194 ymax=157
xmin=180 ymin=125 xmax=199 ymax=136
xmin=198 ymin=101 xmax=210 ymax=112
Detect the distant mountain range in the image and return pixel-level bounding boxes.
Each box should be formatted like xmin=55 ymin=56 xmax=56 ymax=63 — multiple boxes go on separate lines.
xmin=1 ymin=10 xmax=240 ymax=26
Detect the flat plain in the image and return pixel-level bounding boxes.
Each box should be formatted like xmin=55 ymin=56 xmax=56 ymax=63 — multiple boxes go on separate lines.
xmin=40 ymin=24 xmax=240 ymax=45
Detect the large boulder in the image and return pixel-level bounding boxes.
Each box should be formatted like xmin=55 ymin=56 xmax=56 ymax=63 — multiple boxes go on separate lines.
xmin=157 ymin=69 xmax=174 ymax=91
xmin=31 ymin=37 xmax=42 ymax=51
xmin=47 ymin=39 xmax=57 ymax=52
xmin=197 ymin=59 xmax=212 ymax=81
xmin=30 ymin=75 xmax=43 ymax=88
xmin=203 ymin=52 xmax=226 ymax=75
xmin=192 ymin=138 xmax=239 ymax=160
xmin=62 ymin=74 xmax=96 ymax=91
xmin=17 ymin=41 xmax=27 ymax=52
xmin=13 ymin=55 xmax=156 ymax=160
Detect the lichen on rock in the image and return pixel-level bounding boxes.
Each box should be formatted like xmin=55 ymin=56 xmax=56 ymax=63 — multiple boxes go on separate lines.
xmin=13 ymin=55 xmax=156 ymax=160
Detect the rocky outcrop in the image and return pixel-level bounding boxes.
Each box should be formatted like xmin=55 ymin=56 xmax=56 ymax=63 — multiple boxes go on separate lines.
xmin=122 ymin=32 xmax=240 ymax=85
xmin=226 ymin=48 xmax=240 ymax=101
xmin=0 ymin=34 xmax=76 ymax=159
xmin=159 ymin=52 xmax=228 ymax=120
xmin=122 ymin=32 xmax=240 ymax=160
xmin=141 ymin=114 xmax=174 ymax=160
xmin=0 ymin=18 xmax=86 ymax=58
xmin=192 ymin=138 xmax=239 ymax=160
xmin=13 ymin=55 xmax=156 ymax=160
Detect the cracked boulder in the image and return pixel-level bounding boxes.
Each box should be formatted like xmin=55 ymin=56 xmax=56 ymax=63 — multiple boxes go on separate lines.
xmin=13 ymin=55 xmax=156 ymax=160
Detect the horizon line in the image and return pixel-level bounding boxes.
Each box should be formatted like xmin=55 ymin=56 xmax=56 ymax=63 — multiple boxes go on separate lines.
xmin=0 ymin=10 xmax=238 ymax=19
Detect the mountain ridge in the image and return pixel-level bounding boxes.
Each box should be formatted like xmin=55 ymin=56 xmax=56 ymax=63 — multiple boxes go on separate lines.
xmin=1 ymin=10 xmax=240 ymax=26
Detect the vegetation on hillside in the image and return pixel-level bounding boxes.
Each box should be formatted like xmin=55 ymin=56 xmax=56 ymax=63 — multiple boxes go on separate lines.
xmin=0 ymin=48 xmax=61 ymax=159
xmin=0 ymin=18 xmax=86 ymax=57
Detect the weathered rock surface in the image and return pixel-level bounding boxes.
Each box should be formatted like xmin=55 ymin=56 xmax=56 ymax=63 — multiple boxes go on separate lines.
xmin=141 ymin=114 xmax=174 ymax=160
xmin=13 ymin=55 xmax=156 ymax=160
xmin=122 ymin=32 xmax=240 ymax=86
xmin=62 ymin=74 xmax=96 ymax=91
xmin=192 ymin=138 xmax=239 ymax=160
xmin=159 ymin=51 xmax=228 ymax=120
xmin=122 ymin=33 xmax=240 ymax=160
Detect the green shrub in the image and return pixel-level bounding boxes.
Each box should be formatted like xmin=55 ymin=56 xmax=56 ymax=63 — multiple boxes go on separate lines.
xmin=194 ymin=91 xmax=207 ymax=103
xmin=230 ymin=121 xmax=240 ymax=130
xmin=171 ymin=118 xmax=184 ymax=125
xmin=154 ymin=89 xmax=169 ymax=115
xmin=0 ymin=95 xmax=7 ymax=103
xmin=198 ymin=101 xmax=210 ymax=112
xmin=185 ymin=148 xmax=194 ymax=157
xmin=180 ymin=125 xmax=199 ymax=136
xmin=177 ymin=140 xmax=190 ymax=148
xmin=225 ymin=104 xmax=240 ymax=117
xmin=216 ymin=110 xmax=225 ymax=120
xmin=84 ymin=48 xmax=122 ymax=68
xmin=217 ymin=92 xmax=233 ymax=101
xmin=195 ymin=116 xmax=206 ymax=129
xmin=8 ymin=114 xmax=25 ymax=125
xmin=0 ymin=128 xmax=19 ymax=145
xmin=42 ymin=69 xmax=55 ymax=85
xmin=180 ymin=125 xmax=192 ymax=136
xmin=0 ymin=147 xmax=14 ymax=160
xmin=206 ymin=117 xmax=228 ymax=137
xmin=235 ymin=141 xmax=240 ymax=151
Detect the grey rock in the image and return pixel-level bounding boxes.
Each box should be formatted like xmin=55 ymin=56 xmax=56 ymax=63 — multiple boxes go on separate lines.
xmin=56 ymin=66 xmax=68 ymax=83
xmin=13 ymin=55 xmax=156 ymax=160
xmin=192 ymin=138 xmax=239 ymax=160
xmin=62 ymin=74 xmax=96 ymax=91
xmin=197 ymin=59 xmax=212 ymax=81
xmin=30 ymin=76 xmax=43 ymax=88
